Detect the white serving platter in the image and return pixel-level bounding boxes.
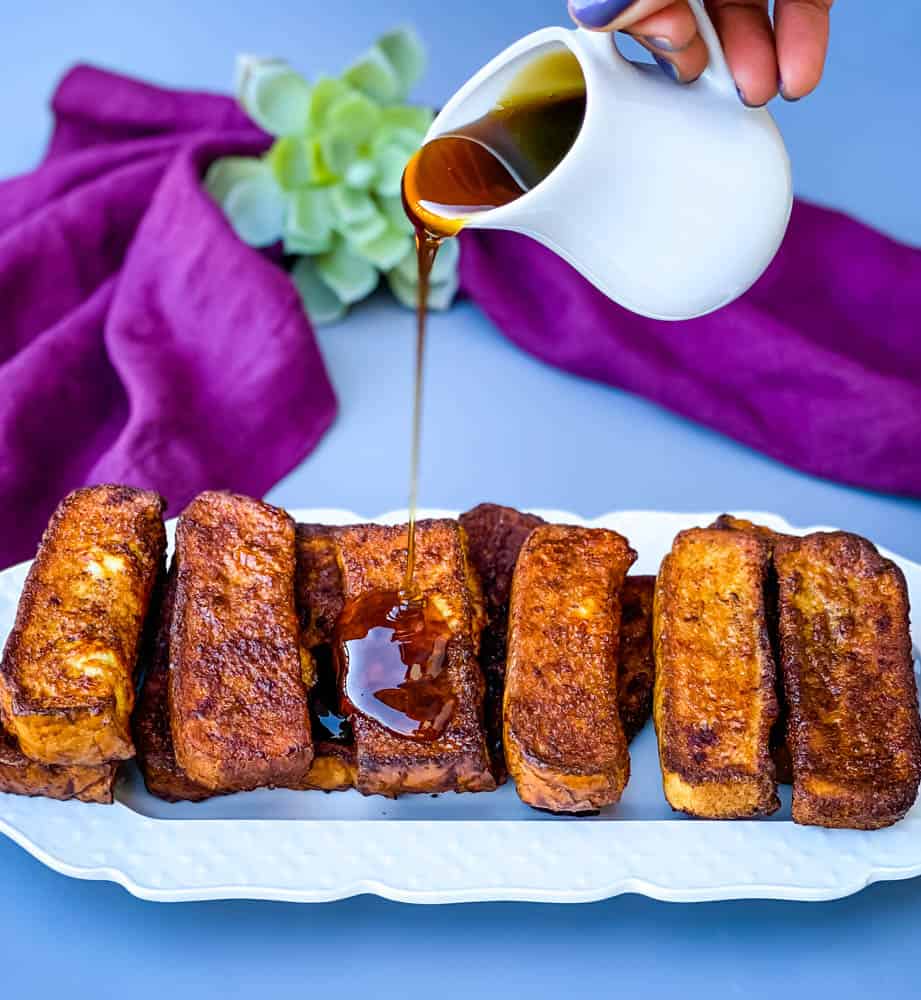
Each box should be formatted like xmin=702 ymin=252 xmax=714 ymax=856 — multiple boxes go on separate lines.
xmin=0 ymin=508 xmax=919 ymax=904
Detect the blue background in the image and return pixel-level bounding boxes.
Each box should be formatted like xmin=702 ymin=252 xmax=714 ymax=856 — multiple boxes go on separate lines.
xmin=2 ymin=1 xmax=920 ymax=995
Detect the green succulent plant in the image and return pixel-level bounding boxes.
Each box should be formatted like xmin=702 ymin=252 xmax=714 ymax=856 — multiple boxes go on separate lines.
xmin=203 ymin=28 xmax=459 ymax=325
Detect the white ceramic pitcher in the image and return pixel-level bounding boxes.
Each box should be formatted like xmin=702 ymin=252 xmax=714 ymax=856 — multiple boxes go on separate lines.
xmin=425 ymin=0 xmax=792 ymax=321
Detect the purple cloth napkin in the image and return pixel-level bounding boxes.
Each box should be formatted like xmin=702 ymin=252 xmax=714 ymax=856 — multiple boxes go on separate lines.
xmin=0 ymin=66 xmax=335 ymax=568
xmin=460 ymin=210 xmax=921 ymax=498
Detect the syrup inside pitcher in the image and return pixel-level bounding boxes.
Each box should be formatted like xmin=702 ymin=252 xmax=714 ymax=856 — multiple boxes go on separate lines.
xmin=402 ymin=47 xmax=587 ymax=239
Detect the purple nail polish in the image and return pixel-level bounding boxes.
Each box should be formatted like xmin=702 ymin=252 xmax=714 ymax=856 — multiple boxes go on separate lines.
xmin=778 ymin=78 xmax=801 ymax=102
xmin=569 ymin=0 xmax=635 ymax=29
xmin=654 ymin=54 xmax=679 ymax=83
xmin=641 ymin=34 xmax=675 ymax=52
xmin=735 ymin=84 xmax=766 ymax=109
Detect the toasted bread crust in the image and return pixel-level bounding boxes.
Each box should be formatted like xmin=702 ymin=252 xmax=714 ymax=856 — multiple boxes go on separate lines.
xmin=710 ymin=514 xmax=792 ymax=784
xmin=133 ymin=568 xmax=218 ymax=802
xmin=618 ymin=576 xmax=656 ymax=743
xmin=169 ymin=492 xmax=313 ymax=793
xmin=504 ymin=524 xmax=636 ymax=813
xmin=295 ymin=524 xmax=345 ymax=649
xmin=459 ymin=503 xmax=546 ymax=780
xmin=294 ymin=741 xmax=357 ymax=792
xmin=775 ymin=532 xmax=921 ymax=829
xmin=0 ymin=485 xmax=165 ymax=766
xmin=0 ymin=731 xmax=117 ymax=803
xmin=653 ymin=528 xmax=779 ymax=818
xmin=334 ymin=520 xmax=494 ymax=797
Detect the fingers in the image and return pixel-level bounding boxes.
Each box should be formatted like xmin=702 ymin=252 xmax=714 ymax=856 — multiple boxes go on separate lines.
xmin=627 ymin=1 xmax=698 ymax=52
xmin=705 ymin=0 xmax=778 ymax=106
xmin=569 ymin=0 xmax=681 ymax=32
xmin=634 ymin=31 xmax=710 ymax=83
xmin=774 ymin=0 xmax=832 ymax=99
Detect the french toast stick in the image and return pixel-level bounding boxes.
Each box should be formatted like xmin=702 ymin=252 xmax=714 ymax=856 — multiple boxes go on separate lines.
xmin=710 ymin=514 xmax=792 ymax=784
xmin=775 ymin=532 xmax=921 ymax=829
xmin=134 ymin=568 xmax=216 ymax=802
xmin=459 ymin=503 xmax=546 ymax=779
xmin=137 ymin=554 xmax=354 ymax=800
xmin=653 ymin=528 xmax=779 ymax=818
xmin=169 ymin=492 xmax=313 ymax=793
xmin=504 ymin=524 xmax=636 ymax=813
xmin=0 ymin=731 xmax=117 ymax=803
xmin=0 ymin=485 xmax=165 ymax=766
xmin=334 ymin=520 xmax=494 ymax=797
xmin=295 ymin=523 xmax=345 ymax=649
xmin=618 ymin=576 xmax=657 ymax=744
xmin=293 ymin=525 xmax=356 ymax=791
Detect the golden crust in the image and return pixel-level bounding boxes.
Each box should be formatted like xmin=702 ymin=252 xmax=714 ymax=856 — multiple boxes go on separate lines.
xmin=710 ymin=514 xmax=792 ymax=784
xmin=0 ymin=731 xmax=117 ymax=803
xmin=618 ymin=576 xmax=656 ymax=744
xmin=169 ymin=492 xmax=313 ymax=793
xmin=0 ymin=485 xmax=165 ymax=766
xmin=459 ymin=503 xmax=546 ymax=780
xmin=334 ymin=520 xmax=495 ymax=797
xmin=653 ymin=528 xmax=779 ymax=818
xmin=504 ymin=524 xmax=636 ymax=813
xmin=294 ymin=740 xmax=357 ymax=792
xmin=775 ymin=532 xmax=921 ymax=829
xmin=133 ymin=568 xmax=217 ymax=803
xmin=295 ymin=524 xmax=344 ymax=649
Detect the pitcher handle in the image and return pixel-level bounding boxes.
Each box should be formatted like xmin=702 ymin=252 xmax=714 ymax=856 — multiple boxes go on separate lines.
xmin=687 ymin=0 xmax=737 ymax=99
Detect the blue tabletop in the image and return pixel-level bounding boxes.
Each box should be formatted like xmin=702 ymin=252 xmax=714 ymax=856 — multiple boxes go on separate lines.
xmin=2 ymin=1 xmax=920 ymax=996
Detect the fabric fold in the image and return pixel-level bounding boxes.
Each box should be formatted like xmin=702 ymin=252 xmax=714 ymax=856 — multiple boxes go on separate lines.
xmin=0 ymin=65 xmax=336 ymax=568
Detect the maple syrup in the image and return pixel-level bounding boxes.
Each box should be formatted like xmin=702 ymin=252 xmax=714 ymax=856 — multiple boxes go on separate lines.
xmin=334 ymin=589 xmax=455 ymax=740
xmin=332 ymin=50 xmax=586 ymax=743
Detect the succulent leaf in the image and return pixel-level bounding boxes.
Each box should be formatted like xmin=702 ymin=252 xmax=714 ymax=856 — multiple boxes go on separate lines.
xmin=316 ymin=238 xmax=380 ymax=304
xmin=291 ymin=256 xmax=347 ymax=325
xmin=343 ymin=44 xmax=402 ymax=104
xmin=220 ymin=168 xmax=286 ymax=247
xmin=240 ymin=62 xmax=312 ymax=136
xmin=377 ymin=28 xmax=427 ymax=96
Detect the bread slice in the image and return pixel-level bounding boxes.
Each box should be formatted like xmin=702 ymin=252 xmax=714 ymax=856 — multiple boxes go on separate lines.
xmin=169 ymin=492 xmax=313 ymax=793
xmin=459 ymin=503 xmax=546 ymax=779
xmin=504 ymin=524 xmax=635 ymax=813
xmin=775 ymin=532 xmax=921 ymax=829
xmin=333 ymin=520 xmax=494 ymax=797
xmin=0 ymin=485 xmax=165 ymax=766
xmin=653 ymin=528 xmax=779 ymax=818
xmin=710 ymin=514 xmax=792 ymax=784
xmin=618 ymin=575 xmax=657 ymax=743
xmin=0 ymin=730 xmax=117 ymax=803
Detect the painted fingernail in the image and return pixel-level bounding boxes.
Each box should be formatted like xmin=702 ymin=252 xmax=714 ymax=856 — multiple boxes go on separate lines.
xmin=654 ymin=54 xmax=680 ymax=82
xmin=778 ymin=78 xmax=801 ymax=102
xmin=735 ymin=84 xmax=766 ymax=109
xmin=569 ymin=0 xmax=636 ymax=29
xmin=641 ymin=35 xmax=676 ymax=52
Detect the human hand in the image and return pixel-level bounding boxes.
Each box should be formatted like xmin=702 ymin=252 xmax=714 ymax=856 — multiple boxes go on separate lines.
xmin=568 ymin=0 xmax=832 ymax=105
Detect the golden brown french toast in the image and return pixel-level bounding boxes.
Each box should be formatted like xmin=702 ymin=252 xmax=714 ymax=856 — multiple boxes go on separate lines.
xmin=0 ymin=731 xmax=117 ymax=803
xmin=618 ymin=576 xmax=657 ymax=744
xmin=459 ymin=503 xmax=546 ymax=779
xmin=334 ymin=520 xmax=494 ymax=797
xmin=133 ymin=568 xmax=216 ymax=802
xmin=297 ymin=741 xmax=357 ymax=791
xmin=710 ymin=513 xmax=792 ymax=784
xmin=295 ymin=523 xmax=345 ymax=649
xmin=653 ymin=528 xmax=779 ymax=818
xmin=0 ymin=485 xmax=165 ymax=766
xmin=775 ymin=532 xmax=921 ymax=829
xmin=169 ymin=492 xmax=313 ymax=793
xmin=504 ymin=524 xmax=636 ymax=813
